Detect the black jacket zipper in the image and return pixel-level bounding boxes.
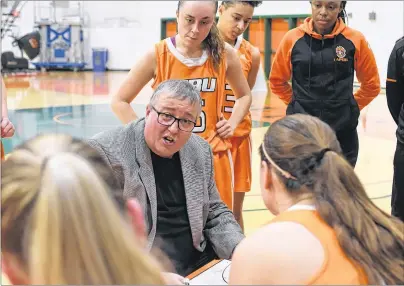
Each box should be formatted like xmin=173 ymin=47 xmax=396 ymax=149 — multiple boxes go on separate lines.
xmin=320 ymin=34 xmax=325 ymax=118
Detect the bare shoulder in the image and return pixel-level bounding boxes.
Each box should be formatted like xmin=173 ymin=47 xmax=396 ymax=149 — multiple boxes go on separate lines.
xmin=129 ymin=46 xmax=156 ymax=72
xmin=224 ymin=42 xmax=240 ymax=72
xmin=224 ymin=42 xmax=236 ymax=53
xmin=119 ymin=46 xmax=157 ymax=93
xmin=251 ymin=45 xmax=260 ymax=58
xmin=224 ymin=42 xmax=238 ymax=59
xmin=230 ymin=221 xmax=325 ymax=285
xmin=250 ymin=46 xmax=261 ymax=67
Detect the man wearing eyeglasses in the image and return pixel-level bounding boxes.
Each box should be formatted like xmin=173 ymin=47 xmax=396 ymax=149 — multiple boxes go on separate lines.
xmin=88 ymin=79 xmax=244 ymax=280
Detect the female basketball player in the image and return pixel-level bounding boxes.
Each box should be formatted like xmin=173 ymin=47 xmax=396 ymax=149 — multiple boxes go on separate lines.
xmin=216 ymin=0 xmax=262 ymax=230
xmin=1 ymin=134 xmax=170 ymax=285
xmin=230 ymin=114 xmax=404 ymax=285
xmin=269 ymin=0 xmax=380 ymax=167
xmin=111 ymin=1 xmax=252 ymax=210
xmin=1 ymin=77 xmax=15 ymax=160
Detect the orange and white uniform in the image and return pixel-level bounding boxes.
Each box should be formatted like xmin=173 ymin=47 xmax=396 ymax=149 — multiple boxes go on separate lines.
xmin=152 ymin=37 xmax=234 ymax=210
xmin=1 ymin=142 xmax=4 ymax=161
xmin=223 ymin=36 xmax=254 ymax=193
xmin=270 ymin=205 xmax=368 ymax=284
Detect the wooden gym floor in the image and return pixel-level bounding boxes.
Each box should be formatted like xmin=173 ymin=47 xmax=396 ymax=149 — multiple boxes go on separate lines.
xmin=1 ymin=71 xmax=395 ymax=283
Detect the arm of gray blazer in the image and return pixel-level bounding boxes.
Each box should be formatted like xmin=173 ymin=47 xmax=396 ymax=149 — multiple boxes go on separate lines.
xmin=86 ymin=138 xmax=124 ymax=190
xmin=203 ymin=148 xmax=245 ymax=259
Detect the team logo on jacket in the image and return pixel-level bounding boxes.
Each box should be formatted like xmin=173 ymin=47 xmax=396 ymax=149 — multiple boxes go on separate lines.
xmin=335 ymin=45 xmax=348 ymax=62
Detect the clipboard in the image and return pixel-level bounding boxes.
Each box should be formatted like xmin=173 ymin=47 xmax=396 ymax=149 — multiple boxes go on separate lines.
xmin=186 ymin=259 xmax=231 ymax=285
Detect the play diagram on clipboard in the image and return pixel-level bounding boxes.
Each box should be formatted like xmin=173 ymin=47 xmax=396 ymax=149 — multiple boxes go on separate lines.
xmin=186 ymin=259 xmax=231 ymax=285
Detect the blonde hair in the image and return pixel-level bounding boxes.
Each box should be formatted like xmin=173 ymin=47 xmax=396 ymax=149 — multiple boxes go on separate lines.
xmin=1 ymin=134 xmax=165 ymax=285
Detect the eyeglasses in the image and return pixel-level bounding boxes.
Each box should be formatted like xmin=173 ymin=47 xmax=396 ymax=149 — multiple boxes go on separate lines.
xmin=151 ymin=106 xmax=196 ymax=132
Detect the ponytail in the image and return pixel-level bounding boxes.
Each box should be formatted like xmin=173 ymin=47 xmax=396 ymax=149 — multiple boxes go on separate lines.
xmin=260 ymin=114 xmax=404 ymax=285
xmin=202 ymin=22 xmax=225 ymax=71
xmin=314 ymin=152 xmax=403 ymax=285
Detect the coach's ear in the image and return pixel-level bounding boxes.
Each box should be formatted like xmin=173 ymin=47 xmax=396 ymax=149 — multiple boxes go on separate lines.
xmin=145 ymin=104 xmax=152 ymax=117
xmin=126 ymin=198 xmax=147 ymax=247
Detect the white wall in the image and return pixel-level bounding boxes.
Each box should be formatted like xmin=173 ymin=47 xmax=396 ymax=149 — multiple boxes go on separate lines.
xmin=254 ymin=1 xmax=403 ymax=86
xmin=82 ymin=1 xmax=178 ymax=70
xmin=1 ymin=1 xmax=402 ymax=87
xmin=1 ymin=1 xmax=35 ymax=57
xmin=343 ymin=1 xmax=404 ymax=85
xmin=254 ymin=1 xmax=311 ymax=15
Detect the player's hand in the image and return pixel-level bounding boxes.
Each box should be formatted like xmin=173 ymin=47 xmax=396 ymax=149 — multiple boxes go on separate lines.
xmin=216 ymin=118 xmax=234 ymax=139
xmin=162 ymin=272 xmax=187 ymax=285
xmin=360 ymin=106 xmax=368 ymax=131
xmin=1 ymin=117 xmax=15 ymax=138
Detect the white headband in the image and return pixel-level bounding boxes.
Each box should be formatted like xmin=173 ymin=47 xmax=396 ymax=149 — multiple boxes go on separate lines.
xmin=262 ymin=140 xmax=297 ymax=180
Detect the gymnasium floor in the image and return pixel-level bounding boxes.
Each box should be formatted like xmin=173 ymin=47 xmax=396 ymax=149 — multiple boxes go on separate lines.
xmin=1 ymin=71 xmax=395 ymax=283
xmin=3 ymin=71 xmax=396 ymax=231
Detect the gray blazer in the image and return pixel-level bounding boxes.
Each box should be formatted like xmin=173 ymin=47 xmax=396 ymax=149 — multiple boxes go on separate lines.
xmin=87 ymin=118 xmax=244 ymax=259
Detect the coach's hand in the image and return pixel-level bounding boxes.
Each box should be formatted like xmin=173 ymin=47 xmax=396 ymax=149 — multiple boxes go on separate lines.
xmin=216 ymin=118 xmax=234 ymax=139
xmin=162 ymin=272 xmax=186 ymax=285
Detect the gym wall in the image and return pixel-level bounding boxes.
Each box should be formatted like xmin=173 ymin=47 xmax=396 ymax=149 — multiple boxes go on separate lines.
xmin=1 ymin=1 xmax=402 ymax=87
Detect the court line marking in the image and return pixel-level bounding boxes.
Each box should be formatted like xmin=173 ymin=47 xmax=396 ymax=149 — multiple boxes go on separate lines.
xmin=53 ymin=113 xmax=74 ymax=125
xmin=53 ymin=112 xmax=121 ymax=128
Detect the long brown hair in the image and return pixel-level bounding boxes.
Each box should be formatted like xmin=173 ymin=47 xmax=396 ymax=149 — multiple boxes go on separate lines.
xmin=177 ymin=0 xmax=225 ymax=70
xmin=259 ymin=114 xmax=404 ymax=285
xmin=1 ymin=134 xmax=165 ymax=285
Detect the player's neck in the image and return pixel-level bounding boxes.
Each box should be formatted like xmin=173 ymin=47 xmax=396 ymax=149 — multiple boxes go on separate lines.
xmin=175 ymin=34 xmax=203 ymax=58
xmin=217 ymin=26 xmax=236 ymax=47
xmin=224 ymin=36 xmax=236 ymax=47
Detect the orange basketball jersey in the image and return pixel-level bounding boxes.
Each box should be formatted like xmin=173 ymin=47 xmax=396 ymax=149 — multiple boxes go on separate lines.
xmin=270 ymin=208 xmax=368 ymax=284
xmin=223 ymin=37 xmax=253 ymax=137
xmin=1 ymin=142 xmax=4 ymax=161
xmin=152 ymin=37 xmax=230 ymax=152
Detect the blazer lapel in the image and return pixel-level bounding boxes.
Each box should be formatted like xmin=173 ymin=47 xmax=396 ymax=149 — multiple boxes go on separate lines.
xmin=134 ymin=120 xmax=158 ymax=250
xmin=180 ymin=140 xmax=204 ymax=249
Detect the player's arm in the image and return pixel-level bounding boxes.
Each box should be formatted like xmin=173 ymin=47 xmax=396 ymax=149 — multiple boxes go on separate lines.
xmin=224 ymin=44 xmax=252 ymax=134
xmin=111 ymin=48 xmax=156 ymax=124
xmin=268 ymin=32 xmax=294 ymax=105
xmin=386 ymin=44 xmax=404 ymax=125
xmin=353 ymin=34 xmax=381 ymax=110
xmin=247 ymin=47 xmax=261 ymax=90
